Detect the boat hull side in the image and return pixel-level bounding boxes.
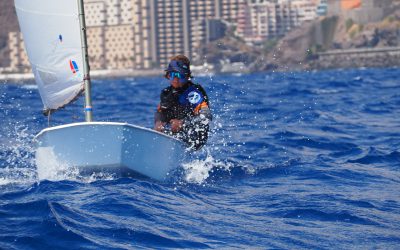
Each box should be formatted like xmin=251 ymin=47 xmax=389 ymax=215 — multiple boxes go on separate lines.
xmin=35 ymin=122 xmax=187 ymax=180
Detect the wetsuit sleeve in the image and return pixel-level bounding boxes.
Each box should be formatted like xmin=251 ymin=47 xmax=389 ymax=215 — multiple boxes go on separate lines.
xmin=193 ymin=84 xmax=212 ymax=121
xmin=180 ymin=84 xmax=212 ymax=150
xmin=155 ymin=88 xmax=172 ymax=123
xmin=154 ymin=104 xmax=166 ymax=123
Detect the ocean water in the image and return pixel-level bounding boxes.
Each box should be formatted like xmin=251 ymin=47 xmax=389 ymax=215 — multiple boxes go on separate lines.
xmin=0 ymin=68 xmax=399 ymax=249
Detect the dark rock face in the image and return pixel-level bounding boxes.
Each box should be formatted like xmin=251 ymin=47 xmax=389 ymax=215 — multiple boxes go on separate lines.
xmin=257 ymin=21 xmax=319 ymax=72
xmin=0 ymin=0 xmax=19 ymax=67
xmin=252 ymin=10 xmax=400 ymax=72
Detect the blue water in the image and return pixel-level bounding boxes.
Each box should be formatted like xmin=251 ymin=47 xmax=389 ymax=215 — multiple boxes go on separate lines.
xmin=1 ymin=68 xmax=400 ymax=249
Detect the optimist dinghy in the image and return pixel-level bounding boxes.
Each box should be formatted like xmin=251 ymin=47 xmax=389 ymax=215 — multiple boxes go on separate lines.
xmin=15 ymin=0 xmax=187 ymax=181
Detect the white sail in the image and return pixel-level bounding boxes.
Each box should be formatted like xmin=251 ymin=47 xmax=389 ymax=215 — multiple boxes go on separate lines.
xmin=15 ymin=0 xmax=84 ymax=112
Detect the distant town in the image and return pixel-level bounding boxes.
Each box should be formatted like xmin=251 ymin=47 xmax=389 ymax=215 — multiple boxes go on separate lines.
xmin=1 ymin=0 xmax=400 ymax=79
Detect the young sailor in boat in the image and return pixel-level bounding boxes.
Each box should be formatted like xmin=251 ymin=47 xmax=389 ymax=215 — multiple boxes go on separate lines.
xmin=154 ymin=55 xmax=212 ymax=150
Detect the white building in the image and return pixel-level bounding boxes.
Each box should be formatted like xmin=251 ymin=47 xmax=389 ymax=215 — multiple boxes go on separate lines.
xmin=11 ymin=0 xmax=309 ymax=72
xmin=236 ymin=0 xmax=319 ymax=44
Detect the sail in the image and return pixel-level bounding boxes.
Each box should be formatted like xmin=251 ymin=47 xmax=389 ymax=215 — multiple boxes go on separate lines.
xmin=15 ymin=0 xmax=84 ymax=112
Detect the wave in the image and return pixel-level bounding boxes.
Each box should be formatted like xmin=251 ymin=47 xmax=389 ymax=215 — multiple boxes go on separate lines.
xmin=1 ymin=68 xmax=400 ymax=248
xmin=278 ymin=208 xmax=379 ymax=225
xmin=348 ymin=147 xmax=400 ymax=165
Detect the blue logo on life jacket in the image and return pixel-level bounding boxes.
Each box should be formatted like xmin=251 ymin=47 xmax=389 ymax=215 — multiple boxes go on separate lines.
xmin=188 ymin=91 xmax=201 ymax=104
xmin=179 ymin=86 xmax=203 ymax=107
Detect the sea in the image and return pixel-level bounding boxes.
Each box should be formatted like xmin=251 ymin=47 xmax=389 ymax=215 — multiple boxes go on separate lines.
xmin=0 ymin=68 xmax=399 ymax=249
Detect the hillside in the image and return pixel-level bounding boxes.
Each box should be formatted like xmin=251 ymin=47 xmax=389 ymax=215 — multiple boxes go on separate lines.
xmin=265 ymin=8 xmax=400 ymax=71
xmin=198 ymin=4 xmax=400 ymax=72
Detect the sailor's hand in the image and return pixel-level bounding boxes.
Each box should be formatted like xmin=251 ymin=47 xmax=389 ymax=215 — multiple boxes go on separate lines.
xmin=154 ymin=121 xmax=166 ymax=132
xmin=170 ymin=119 xmax=183 ymax=133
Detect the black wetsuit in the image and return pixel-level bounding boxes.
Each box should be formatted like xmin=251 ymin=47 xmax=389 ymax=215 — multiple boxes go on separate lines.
xmin=155 ymin=81 xmax=212 ymax=150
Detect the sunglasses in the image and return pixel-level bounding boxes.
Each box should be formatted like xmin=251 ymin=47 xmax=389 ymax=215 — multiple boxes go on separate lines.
xmin=169 ymin=71 xmax=186 ymax=79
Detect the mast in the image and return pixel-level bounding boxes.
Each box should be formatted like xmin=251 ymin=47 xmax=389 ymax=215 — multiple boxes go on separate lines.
xmin=77 ymin=0 xmax=93 ymax=122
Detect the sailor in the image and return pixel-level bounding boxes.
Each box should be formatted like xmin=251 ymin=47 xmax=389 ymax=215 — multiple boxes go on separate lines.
xmin=154 ymin=55 xmax=212 ymax=150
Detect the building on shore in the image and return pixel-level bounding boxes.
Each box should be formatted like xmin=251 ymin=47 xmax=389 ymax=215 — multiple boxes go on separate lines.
xmin=327 ymin=0 xmax=393 ymax=24
xmin=316 ymin=0 xmax=328 ymax=16
xmin=8 ymin=32 xmax=30 ymax=73
xmin=8 ymin=0 xmax=236 ymax=73
xmin=236 ymin=0 xmax=319 ymax=45
xmin=221 ymin=0 xmax=245 ymax=22
xmin=148 ymin=0 xmax=239 ymax=66
xmin=9 ymin=0 xmax=137 ymax=73
xmin=8 ymin=0 xmax=322 ymax=73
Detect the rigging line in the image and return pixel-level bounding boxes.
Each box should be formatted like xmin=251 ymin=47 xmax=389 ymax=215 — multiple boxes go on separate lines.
xmin=47 ymin=110 xmax=51 ymax=127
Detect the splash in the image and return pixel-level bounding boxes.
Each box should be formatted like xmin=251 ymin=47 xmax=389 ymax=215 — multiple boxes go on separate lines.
xmin=35 ymin=146 xmax=116 ymax=183
xmin=0 ymin=124 xmax=37 ymax=186
xmin=182 ymin=154 xmax=234 ymax=184
xmin=0 ymin=124 xmax=116 ymax=185
xmin=35 ymin=146 xmax=79 ymax=181
xmin=0 ymin=177 xmax=9 ymax=185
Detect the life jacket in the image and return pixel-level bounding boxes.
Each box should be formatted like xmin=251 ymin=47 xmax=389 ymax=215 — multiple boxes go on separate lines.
xmin=158 ymin=81 xmax=210 ymax=122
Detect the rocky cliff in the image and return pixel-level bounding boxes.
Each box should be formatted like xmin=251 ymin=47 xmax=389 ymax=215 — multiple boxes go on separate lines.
xmin=258 ymin=6 xmax=400 ymax=71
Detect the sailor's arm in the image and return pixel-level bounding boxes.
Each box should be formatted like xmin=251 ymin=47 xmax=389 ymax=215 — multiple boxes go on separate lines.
xmin=192 ymin=101 xmax=212 ymax=125
xmin=193 ymin=85 xmax=212 ymax=122
xmin=154 ymin=88 xmax=175 ymax=131
xmin=154 ymin=105 xmax=167 ymax=132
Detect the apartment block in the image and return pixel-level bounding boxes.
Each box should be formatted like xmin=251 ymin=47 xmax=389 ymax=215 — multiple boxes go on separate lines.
xmin=8 ymin=32 xmax=30 ymax=73
xmin=236 ymin=0 xmax=318 ymax=44
xmin=152 ymin=0 xmax=187 ymax=67
xmin=148 ymin=0 xmax=241 ymax=67
xmin=85 ymin=0 xmax=132 ymax=26
xmin=221 ymin=0 xmax=245 ymax=23
xmin=120 ymin=0 xmax=133 ymax=24
xmin=317 ymin=0 xmax=328 ymax=16
xmin=187 ymin=0 xmax=222 ymax=62
xmin=85 ymin=0 xmax=136 ymax=69
xmin=291 ymin=0 xmax=318 ymax=23
xmin=327 ymin=0 xmax=393 ymax=24
xmin=11 ymin=0 xmax=324 ymax=73
xmin=84 ymin=0 xmax=106 ymax=27
xmin=87 ymin=26 xmax=106 ymax=69
xmin=131 ymin=0 xmax=156 ymax=69
xmin=104 ymin=25 xmax=135 ymax=69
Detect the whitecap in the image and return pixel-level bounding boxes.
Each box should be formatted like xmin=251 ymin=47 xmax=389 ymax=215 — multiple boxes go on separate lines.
xmin=20 ymin=84 xmax=38 ymax=90
xmin=182 ymin=154 xmax=234 ymax=184
xmin=0 ymin=177 xmax=10 ymax=186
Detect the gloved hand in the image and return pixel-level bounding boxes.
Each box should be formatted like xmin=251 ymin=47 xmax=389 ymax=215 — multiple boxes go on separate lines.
xmin=170 ymin=119 xmax=183 ymax=133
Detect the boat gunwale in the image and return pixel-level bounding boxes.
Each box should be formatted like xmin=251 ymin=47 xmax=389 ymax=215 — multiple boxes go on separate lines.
xmin=34 ymin=122 xmax=184 ymax=144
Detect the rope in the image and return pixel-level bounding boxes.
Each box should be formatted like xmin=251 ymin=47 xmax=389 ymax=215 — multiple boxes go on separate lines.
xmin=47 ymin=110 xmax=51 ymax=127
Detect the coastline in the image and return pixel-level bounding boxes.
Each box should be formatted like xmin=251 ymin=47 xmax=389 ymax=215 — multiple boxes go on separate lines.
xmin=0 ymin=68 xmax=162 ymax=84
xmin=1 ymin=61 xmax=400 ymax=84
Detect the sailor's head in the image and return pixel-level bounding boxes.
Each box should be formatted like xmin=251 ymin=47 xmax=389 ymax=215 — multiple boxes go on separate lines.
xmin=165 ymin=55 xmax=191 ymax=89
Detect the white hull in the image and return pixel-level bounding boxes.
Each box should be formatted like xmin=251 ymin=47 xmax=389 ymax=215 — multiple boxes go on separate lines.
xmin=35 ymin=122 xmax=187 ymax=181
